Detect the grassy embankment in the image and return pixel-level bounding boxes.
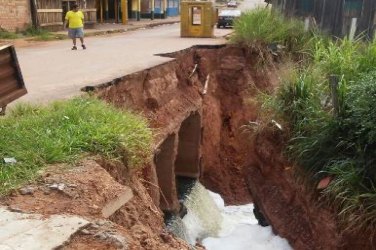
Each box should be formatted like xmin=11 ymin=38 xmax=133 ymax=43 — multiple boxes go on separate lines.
xmin=234 ymin=8 xmax=376 ymax=231
xmin=0 ymin=26 xmax=65 ymax=41
xmin=0 ymin=97 xmax=152 ymax=195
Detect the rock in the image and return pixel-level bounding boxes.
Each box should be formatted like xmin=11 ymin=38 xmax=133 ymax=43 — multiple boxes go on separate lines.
xmin=96 ymin=220 xmax=107 ymax=226
xmin=3 ymin=157 xmax=17 ymax=164
xmin=95 ymin=232 xmax=109 ymax=240
xmin=8 ymin=207 xmax=23 ymax=213
xmin=48 ymin=183 xmax=65 ymax=191
xmin=107 ymin=234 xmax=127 ymax=249
xmin=19 ymin=187 xmax=34 ymax=195
xmin=81 ymin=229 xmax=92 ymax=235
xmin=160 ymin=232 xmax=172 ymax=243
xmin=89 ymin=223 xmax=99 ymax=229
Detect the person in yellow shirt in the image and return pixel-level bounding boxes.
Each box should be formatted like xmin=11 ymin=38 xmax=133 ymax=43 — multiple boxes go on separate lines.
xmin=64 ymin=3 xmax=86 ymax=50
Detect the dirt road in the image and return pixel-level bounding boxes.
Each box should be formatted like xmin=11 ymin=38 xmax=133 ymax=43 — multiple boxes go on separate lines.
xmin=15 ymin=0 xmax=265 ymax=104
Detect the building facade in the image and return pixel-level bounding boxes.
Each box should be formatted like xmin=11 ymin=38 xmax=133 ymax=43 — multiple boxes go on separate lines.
xmin=0 ymin=0 xmax=179 ymax=32
xmin=0 ymin=0 xmax=31 ymax=32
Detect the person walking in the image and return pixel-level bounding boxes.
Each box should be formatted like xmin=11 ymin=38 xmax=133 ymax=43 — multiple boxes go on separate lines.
xmin=64 ymin=3 xmax=86 ymax=50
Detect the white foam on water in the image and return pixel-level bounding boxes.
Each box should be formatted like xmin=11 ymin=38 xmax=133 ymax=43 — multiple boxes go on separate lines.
xmin=173 ymin=182 xmax=292 ymax=250
xmin=202 ymin=191 xmax=292 ymax=250
xmin=181 ymin=183 xmax=222 ymax=244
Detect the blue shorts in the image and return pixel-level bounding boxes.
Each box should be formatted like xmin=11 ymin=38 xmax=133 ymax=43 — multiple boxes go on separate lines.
xmin=68 ymin=28 xmax=84 ymax=38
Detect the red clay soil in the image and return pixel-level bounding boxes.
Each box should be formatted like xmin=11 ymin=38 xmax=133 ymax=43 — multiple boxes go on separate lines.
xmin=193 ymin=46 xmax=277 ymax=204
xmin=94 ymin=45 xmax=279 ymax=205
xmin=245 ymin=78 xmax=376 ymax=249
xmin=1 ymin=159 xmax=191 ymax=250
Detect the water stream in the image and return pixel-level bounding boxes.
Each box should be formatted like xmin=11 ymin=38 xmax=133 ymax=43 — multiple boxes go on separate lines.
xmin=167 ymin=179 xmax=292 ymax=250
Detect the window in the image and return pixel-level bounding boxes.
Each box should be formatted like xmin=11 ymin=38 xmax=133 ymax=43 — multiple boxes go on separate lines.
xmin=192 ymin=6 xmax=202 ymax=25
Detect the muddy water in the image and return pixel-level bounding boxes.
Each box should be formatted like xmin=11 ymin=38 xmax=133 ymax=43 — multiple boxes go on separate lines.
xmin=167 ymin=180 xmax=292 ymax=249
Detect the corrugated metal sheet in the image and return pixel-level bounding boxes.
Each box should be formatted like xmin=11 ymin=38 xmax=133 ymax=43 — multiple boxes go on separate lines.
xmin=0 ymin=45 xmax=27 ymax=112
xmin=273 ymin=0 xmax=376 ymax=39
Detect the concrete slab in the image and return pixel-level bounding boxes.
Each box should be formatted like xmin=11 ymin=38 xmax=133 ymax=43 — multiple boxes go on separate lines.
xmin=102 ymin=186 xmax=133 ymax=218
xmin=0 ymin=207 xmax=89 ymax=250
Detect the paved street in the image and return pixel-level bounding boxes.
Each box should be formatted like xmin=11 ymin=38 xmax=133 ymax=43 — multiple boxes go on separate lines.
xmin=15 ymin=0 xmax=265 ymax=104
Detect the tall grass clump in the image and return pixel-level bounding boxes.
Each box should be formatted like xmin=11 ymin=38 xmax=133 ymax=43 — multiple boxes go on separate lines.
xmin=0 ymin=97 xmax=152 ymax=194
xmin=22 ymin=26 xmax=60 ymax=41
xmin=312 ymin=37 xmax=376 ymax=83
xmin=261 ymin=19 xmax=376 ymax=230
xmin=298 ymin=71 xmax=376 ymax=230
xmin=275 ymin=39 xmax=376 ymax=230
xmin=0 ymin=28 xmax=19 ymax=39
xmin=232 ymin=8 xmax=312 ymax=52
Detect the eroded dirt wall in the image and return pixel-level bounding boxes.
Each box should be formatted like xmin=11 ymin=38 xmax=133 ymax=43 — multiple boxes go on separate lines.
xmin=247 ymin=124 xmax=376 ymax=250
xmin=247 ymin=128 xmax=340 ymax=249
xmin=91 ymin=45 xmax=278 ymax=205
xmin=87 ymin=45 xmax=376 ymax=249
xmin=195 ymin=46 xmax=276 ymax=204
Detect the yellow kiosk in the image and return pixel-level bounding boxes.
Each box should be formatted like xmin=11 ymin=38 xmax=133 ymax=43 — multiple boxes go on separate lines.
xmin=181 ymin=1 xmax=216 ymax=38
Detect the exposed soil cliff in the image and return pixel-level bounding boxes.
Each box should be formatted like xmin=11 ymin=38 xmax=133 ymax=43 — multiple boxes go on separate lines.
xmin=1 ymin=159 xmax=190 ymax=249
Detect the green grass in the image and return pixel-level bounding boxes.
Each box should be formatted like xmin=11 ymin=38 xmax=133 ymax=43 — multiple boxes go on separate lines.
xmin=21 ymin=26 xmax=65 ymax=41
xmin=0 ymin=29 xmax=19 ymax=39
xmin=278 ymin=50 xmax=376 ymax=230
xmin=0 ymin=26 xmax=65 ymax=41
xmin=231 ymin=8 xmax=312 ymax=53
xmin=0 ymin=97 xmax=152 ymax=194
xmin=240 ymin=9 xmax=376 ymax=231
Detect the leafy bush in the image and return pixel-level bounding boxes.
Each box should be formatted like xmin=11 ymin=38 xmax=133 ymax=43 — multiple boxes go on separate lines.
xmin=0 ymin=97 xmax=152 ymax=194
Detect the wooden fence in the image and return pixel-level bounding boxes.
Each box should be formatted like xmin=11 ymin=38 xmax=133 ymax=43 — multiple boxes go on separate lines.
xmin=272 ymin=0 xmax=376 ymax=39
xmin=0 ymin=45 xmax=27 ymax=114
xmin=31 ymin=0 xmax=97 ymax=30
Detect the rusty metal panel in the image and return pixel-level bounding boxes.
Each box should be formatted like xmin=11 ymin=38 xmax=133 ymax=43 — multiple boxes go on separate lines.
xmin=0 ymin=45 xmax=27 ymax=110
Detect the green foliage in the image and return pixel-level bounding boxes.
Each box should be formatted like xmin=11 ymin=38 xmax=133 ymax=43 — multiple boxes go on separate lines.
xmin=0 ymin=29 xmax=19 ymax=39
xmin=0 ymin=26 xmax=65 ymax=41
xmin=0 ymin=97 xmax=152 ymax=194
xmin=267 ymin=24 xmax=376 ymax=229
xmin=357 ymin=38 xmax=376 ymax=74
xmin=21 ymin=26 xmax=65 ymax=41
xmin=282 ymin=69 xmax=376 ymax=229
xmin=312 ymin=38 xmax=361 ymax=83
xmin=232 ymin=8 xmax=312 ymax=52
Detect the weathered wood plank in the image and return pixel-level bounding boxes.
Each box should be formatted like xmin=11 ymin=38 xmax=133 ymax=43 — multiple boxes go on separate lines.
xmin=37 ymin=9 xmax=63 ymax=13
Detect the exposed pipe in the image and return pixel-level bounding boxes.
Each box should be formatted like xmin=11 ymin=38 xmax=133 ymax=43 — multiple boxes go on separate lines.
xmin=188 ymin=64 xmax=198 ymax=78
xmin=202 ymin=75 xmax=210 ymax=95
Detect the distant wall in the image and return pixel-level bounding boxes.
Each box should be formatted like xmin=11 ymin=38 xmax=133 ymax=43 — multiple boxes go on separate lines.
xmin=0 ymin=0 xmax=31 ymax=31
xmin=273 ymin=0 xmax=376 ymax=39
